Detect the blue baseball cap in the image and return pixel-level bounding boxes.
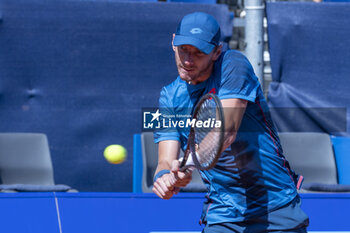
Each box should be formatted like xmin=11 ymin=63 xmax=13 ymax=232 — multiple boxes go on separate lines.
xmin=173 ymin=12 xmax=221 ymax=54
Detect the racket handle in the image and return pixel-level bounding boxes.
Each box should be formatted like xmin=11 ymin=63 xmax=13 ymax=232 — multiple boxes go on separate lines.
xmin=178 ymin=157 xmax=195 ymax=172
xmin=180 ymin=166 xmax=194 ymax=172
xmin=178 ymin=157 xmax=186 ymax=169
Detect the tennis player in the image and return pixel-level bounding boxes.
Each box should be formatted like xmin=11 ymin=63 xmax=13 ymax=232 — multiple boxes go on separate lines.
xmin=152 ymin=12 xmax=309 ymax=232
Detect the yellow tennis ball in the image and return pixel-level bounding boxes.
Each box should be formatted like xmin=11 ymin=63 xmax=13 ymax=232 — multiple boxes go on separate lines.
xmin=104 ymin=145 xmax=127 ymax=164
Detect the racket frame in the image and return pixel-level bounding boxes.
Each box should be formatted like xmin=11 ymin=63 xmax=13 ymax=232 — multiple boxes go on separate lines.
xmin=180 ymin=93 xmax=225 ymax=171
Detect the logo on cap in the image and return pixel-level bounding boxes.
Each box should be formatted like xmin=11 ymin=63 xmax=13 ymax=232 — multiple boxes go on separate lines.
xmin=190 ymin=28 xmax=203 ymax=34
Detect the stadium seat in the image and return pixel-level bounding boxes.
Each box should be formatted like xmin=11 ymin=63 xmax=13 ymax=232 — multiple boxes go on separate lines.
xmin=332 ymin=136 xmax=350 ymax=185
xmin=0 ymin=133 xmax=73 ymax=192
xmin=279 ymin=132 xmax=338 ymax=185
xmin=133 ymin=132 xmax=206 ymax=193
xmin=278 ymin=132 xmax=350 ymax=192
xmin=140 ymin=132 xmax=158 ymax=193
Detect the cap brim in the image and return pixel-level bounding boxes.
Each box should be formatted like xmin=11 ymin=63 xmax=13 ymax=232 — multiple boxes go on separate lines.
xmin=173 ymin=35 xmax=215 ymax=55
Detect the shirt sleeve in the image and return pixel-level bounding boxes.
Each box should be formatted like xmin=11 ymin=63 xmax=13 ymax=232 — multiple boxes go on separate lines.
xmin=153 ymin=87 xmax=181 ymax=144
xmin=218 ymin=51 xmax=261 ymax=103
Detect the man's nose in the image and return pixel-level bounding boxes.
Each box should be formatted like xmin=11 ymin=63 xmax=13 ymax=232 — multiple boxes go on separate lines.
xmin=183 ymin=52 xmax=194 ymax=65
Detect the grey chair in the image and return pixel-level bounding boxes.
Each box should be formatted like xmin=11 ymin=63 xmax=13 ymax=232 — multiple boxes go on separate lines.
xmin=141 ymin=132 xmax=206 ymax=193
xmin=279 ymin=132 xmax=350 ymax=192
xmin=0 ymin=133 xmax=73 ymax=192
xmin=278 ymin=132 xmax=338 ymax=185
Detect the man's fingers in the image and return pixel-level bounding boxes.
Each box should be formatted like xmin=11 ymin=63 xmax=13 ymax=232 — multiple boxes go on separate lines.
xmin=164 ymin=178 xmax=174 ymax=191
xmin=158 ymin=176 xmax=174 ymax=191
xmin=153 ymin=181 xmax=173 ymax=199
xmin=152 ymin=174 xmax=177 ymax=200
xmin=154 ymin=160 xmax=194 ymax=196
xmin=153 ymin=180 xmax=166 ymax=196
xmin=152 ymin=185 xmax=163 ymax=198
xmin=161 ymin=173 xmax=176 ymax=188
xmin=171 ymin=172 xmax=193 ymax=187
xmin=177 ymin=168 xmax=193 ymax=180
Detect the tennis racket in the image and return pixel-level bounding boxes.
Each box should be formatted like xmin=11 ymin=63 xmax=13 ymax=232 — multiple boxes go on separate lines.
xmin=180 ymin=93 xmax=225 ymax=171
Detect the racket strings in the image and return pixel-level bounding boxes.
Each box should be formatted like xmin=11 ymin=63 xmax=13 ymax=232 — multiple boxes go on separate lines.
xmin=194 ymin=98 xmax=222 ymax=168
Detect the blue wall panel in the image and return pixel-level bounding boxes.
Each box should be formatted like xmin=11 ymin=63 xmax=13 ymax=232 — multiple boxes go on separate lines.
xmin=56 ymin=193 xmax=205 ymax=233
xmin=0 ymin=193 xmax=60 ymax=233
xmin=266 ymin=2 xmax=350 ymax=136
xmin=1 ymin=193 xmax=349 ymax=232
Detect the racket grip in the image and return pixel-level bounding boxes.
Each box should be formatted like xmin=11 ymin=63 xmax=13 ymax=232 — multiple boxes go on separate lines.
xmin=179 ymin=166 xmax=195 ymax=173
xmin=179 ymin=157 xmax=187 ymax=169
xmin=178 ymin=157 xmax=194 ymax=172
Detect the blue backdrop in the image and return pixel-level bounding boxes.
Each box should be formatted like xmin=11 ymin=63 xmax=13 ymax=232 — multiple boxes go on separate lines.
xmin=266 ymin=2 xmax=350 ymax=136
xmin=0 ymin=0 xmax=232 ymax=191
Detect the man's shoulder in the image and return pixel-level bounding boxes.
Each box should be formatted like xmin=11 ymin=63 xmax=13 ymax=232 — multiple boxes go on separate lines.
xmin=216 ymin=49 xmax=255 ymax=77
xmin=160 ymin=76 xmax=186 ymax=99
xmin=159 ymin=77 xmax=190 ymax=109
xmin=223 ymin=49 xmax=245 ymax=58
xmin=221 ymin=49 xmax=251 ymax=66
xmin=162 ymin=76 xmax=182 ymax=92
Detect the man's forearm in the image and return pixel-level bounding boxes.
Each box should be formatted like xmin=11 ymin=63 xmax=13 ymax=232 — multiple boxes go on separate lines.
xmin=154 ymin=140 xmax=181 ymax=178
xmin=220 ymin=98 xmax=247 ymax=151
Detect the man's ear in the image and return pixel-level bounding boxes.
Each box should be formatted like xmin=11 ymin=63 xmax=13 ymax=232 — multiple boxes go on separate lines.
xmin=172 ymin=34 xmax=176 ymax=52
xmin=212 ymin=44 xmax=223 ymax=61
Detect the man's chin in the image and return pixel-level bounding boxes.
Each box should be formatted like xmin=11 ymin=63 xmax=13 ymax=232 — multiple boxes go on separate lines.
xmin=180 ymin=76 xmax=193 ymax=83
xmin=179 ymin=72 xmax=195 ymax=81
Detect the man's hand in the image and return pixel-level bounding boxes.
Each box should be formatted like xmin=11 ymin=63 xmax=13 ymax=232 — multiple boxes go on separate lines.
xmin=152 ymin=172 xmax=180 ymax=200
xmin=152 ymin=160 xmax=193 ymax=199
xmin=170 ymin=160 xmax=193 ymax=187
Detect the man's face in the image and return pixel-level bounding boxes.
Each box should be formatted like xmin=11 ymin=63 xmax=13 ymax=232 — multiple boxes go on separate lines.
xmin=173 ymin=43 xmax=221 ymax=85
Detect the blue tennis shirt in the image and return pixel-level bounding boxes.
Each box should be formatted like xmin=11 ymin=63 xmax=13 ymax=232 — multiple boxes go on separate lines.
xmin=154 ymin=50 xmax=300 ymax=225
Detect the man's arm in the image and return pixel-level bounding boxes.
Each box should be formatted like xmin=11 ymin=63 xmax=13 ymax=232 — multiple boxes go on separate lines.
xmin=152 ymin=140 xmax=192 ymax=199
xmin=154 ymin=140 xmax=180 ymax=175
xmin=221 ymin=98 xmax=248 ymax=151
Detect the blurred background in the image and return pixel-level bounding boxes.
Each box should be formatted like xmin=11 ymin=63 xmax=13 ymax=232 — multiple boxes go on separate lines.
xmin=0 ymin=0 xmax=349 ymax=194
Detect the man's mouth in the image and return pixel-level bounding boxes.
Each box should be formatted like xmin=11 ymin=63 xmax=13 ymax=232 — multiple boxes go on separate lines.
xmin=180 ymin=66 xmax=194 ymax=72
